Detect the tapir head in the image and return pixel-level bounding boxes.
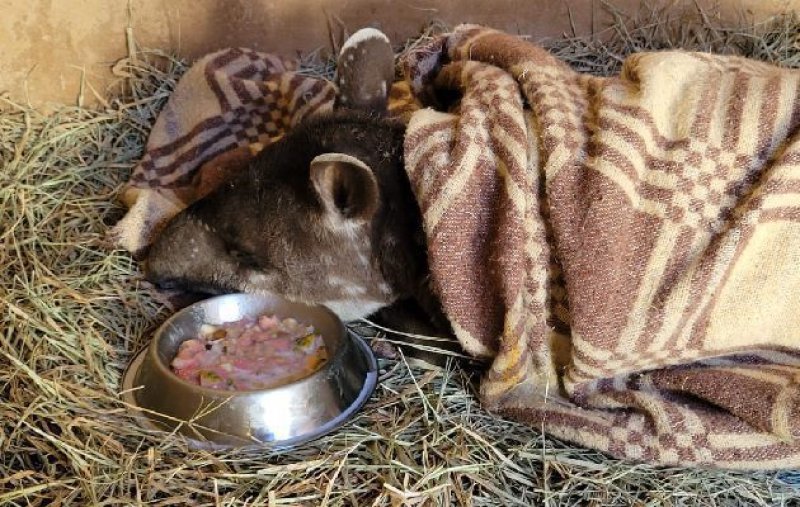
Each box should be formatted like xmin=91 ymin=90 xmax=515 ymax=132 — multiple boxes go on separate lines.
xmin=144 ymin=28 xmax=409 ymax=320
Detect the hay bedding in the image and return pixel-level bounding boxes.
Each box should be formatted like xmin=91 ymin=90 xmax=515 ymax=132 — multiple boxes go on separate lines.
xmin=2 ymin=6 xmax=800 ymax=505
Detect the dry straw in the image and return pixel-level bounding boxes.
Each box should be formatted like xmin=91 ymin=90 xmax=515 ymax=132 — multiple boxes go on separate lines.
xmin=2 ymin=4 xmax=799 ymax=505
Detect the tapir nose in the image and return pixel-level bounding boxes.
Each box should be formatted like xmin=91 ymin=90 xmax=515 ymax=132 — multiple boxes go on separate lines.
xmin=149 ymin=276 xmax=181 ymax=290
xmin=142 ymin=255 xmax=180 ymax=290
xmin=143 ymin=269 xmax=175 ymax=290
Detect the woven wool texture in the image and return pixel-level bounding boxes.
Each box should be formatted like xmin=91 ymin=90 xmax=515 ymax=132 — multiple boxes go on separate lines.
xmin=114 ymin=25 xmax=800 ymax=468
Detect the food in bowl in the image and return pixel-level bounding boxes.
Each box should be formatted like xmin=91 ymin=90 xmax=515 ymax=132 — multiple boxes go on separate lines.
xmin=170 ymin=314 xmax=328 ymax=390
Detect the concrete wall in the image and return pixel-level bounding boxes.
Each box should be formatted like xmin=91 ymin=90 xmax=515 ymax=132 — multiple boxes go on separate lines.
xmin=2 ymin=0 xmax=798 ymax=109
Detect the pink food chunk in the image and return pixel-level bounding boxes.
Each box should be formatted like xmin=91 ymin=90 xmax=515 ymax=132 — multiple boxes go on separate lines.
xmin=169 ymin=314 xmax=328 ymax=391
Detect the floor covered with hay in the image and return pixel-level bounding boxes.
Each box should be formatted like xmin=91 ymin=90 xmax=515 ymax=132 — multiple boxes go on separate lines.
xmin=2 ymin=5 xmax=800 ymax=506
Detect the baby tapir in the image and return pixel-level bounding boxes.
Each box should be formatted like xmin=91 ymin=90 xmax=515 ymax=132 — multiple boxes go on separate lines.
xmin=145 ymin=28 xmax=453 ymax=340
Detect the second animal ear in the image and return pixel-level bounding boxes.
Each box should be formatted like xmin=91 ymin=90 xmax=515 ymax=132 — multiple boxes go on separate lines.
xmin=334 ymin=28 xmax=395 ymax=115
xmin=310 ymin=153 xmax=380 ymax=221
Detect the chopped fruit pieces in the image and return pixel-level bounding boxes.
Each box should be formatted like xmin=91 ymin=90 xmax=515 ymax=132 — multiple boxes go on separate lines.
xmin=170 ymin=314 xmax=328 ymax=390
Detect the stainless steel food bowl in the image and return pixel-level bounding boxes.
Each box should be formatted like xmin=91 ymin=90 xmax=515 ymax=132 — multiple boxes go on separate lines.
xmin=121 ymin=293 xmax=378 ymax=449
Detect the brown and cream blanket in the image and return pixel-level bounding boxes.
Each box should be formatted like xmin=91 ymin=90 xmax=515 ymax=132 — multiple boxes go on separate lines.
xmin=113 ymin=25 xmax=800 ymax=469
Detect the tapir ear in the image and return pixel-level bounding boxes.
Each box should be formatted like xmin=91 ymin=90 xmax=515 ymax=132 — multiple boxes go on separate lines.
xmin=310 ymin=153 xmax=380 ymax=221
xmin=334 ymin=28 xmax=395 ymax=115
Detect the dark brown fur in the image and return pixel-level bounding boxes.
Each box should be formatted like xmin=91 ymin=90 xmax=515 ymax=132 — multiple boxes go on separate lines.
xmin=145 ymin=29 xmax=453 ymax=343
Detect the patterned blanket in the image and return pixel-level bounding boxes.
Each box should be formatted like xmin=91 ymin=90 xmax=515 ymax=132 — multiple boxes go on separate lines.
xmin=113 ymin=25 xmax=800 ymax=469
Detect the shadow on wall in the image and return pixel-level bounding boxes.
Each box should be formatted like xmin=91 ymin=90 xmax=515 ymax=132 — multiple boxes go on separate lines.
xmin=0 ymin=0 xmax=794 ymax=108
xmin=200 ymin=0 xmax=570 ymax=57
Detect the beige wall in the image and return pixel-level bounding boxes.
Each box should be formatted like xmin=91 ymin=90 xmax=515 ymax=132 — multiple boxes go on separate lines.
xmin=1 ymin=0 xmax=798 ymax=109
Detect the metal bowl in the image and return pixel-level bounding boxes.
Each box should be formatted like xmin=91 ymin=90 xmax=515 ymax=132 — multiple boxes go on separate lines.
xmin=121 ymin=293 xmax=378 ymax=449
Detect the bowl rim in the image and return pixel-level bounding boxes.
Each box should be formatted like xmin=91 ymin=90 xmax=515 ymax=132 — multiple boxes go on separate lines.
xmin=146 ymin=292 xmax=349 ymax=397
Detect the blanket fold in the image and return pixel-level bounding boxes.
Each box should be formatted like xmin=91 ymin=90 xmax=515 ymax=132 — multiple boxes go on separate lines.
xmin=114 ymin=25 xmax=800 ymax=468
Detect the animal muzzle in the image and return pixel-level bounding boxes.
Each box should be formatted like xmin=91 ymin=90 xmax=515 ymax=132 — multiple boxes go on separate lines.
xmin=142 ymin=210 xmax=248 ymax=298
